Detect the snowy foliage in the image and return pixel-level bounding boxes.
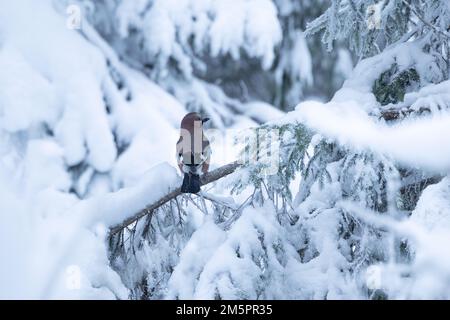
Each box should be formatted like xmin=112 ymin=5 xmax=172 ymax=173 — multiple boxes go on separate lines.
xmin=1 ymin=0 xmax=450 ymax=300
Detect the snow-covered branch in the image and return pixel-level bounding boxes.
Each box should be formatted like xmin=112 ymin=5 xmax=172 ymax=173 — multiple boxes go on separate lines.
xmin=109 ymin=162 xmax=241 ymax=235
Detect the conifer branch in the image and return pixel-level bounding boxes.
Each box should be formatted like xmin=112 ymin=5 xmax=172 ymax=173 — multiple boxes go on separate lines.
xmin=109 ymin=161 xmax=241 ymax=235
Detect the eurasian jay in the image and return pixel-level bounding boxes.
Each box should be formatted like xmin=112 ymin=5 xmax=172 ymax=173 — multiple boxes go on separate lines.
xmin=176 ymin=112 xmax=211 ymax=193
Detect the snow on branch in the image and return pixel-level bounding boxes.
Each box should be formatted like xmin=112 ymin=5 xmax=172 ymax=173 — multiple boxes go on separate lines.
xmin=287 ymin=98 xmax=450 ymax=173
xmin=109 ymin=161 xmax=241 ymax=235
xmin=400 ymin=0 xmax=450 ymax=40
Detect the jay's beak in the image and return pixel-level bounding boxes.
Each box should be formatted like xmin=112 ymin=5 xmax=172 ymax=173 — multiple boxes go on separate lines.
xmin=202 ymin=117 xmax=210 ymax=124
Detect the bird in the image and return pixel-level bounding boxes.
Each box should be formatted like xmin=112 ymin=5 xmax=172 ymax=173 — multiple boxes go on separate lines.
xmin=176 ymin=112 xmax=211 ymax=193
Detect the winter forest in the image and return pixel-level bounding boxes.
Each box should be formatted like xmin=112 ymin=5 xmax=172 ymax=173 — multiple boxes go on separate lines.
xmin=1 ymin=0 xmax=450 ymax=300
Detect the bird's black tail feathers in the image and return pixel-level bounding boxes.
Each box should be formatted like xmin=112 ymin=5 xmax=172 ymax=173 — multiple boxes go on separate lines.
xmin=181 ymin=172 xmax=201 ymax=194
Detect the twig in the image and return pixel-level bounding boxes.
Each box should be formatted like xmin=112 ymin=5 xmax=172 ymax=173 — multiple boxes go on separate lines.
xmin=199 ymin=191 xmax=239 ymax=211
xmin=401 ymin=0 xmax=450 ymax=39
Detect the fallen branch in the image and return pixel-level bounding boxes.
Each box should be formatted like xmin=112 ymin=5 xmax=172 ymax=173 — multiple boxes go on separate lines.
xmin=109 ymin=161 xmax=241 ymax=235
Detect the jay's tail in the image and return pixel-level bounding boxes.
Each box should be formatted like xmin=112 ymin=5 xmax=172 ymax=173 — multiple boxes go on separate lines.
xmin=181 ymin=172 xmax=201 ymax=194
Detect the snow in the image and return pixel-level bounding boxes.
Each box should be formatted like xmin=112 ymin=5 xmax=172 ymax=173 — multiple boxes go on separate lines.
xmin=114 ymin=0 xmax=282 ymax=72
xmin=1 ymin=0 xmax=450 ymax=301
xmin=411 ymin=177 xmax=450 ymax=231
xmin=110 ymin=69 xmax=184 ymax=188
xmin=0 ymin=159 xmax=179 ymax=299
xmin=23 ymin=140 xmax=71 ymax=193
xmin=278 ymin=43 xmax=450 ymax=173
xmin=0 ymin=172 xmax=33 ymax=299
xmin=331 ymin=41 xmax=441 ymax=112
xmin=340 ymin=191 xmax=450 ymax=299
xmin=167 ymin=220 xmax=226 ymax=299
xmin=244 ymin=101 xmax=285 ymax=123
xmin=288 ymin=100 xmax=450 ymax=173
xmin=275 ymin=30 xmax=313 ymax=88
xmin=44 ymin=162 xmax=180 ymax=234
xmin=0 ymin=165 xmax=127 ymax=299
xmin=190 ymin=203 xmax=295 ymax=299
xmin=0 ymin=0 xmax=117 ymax=172
xmin=0 ymin=45 xmax=59 ymax=132
xmin=406 ymin=80 xmax=450 ymax=113
xmin=334 ymin=48 xmax=353 ymax=80
xmin=243 ymin=0 xmax=282 ymax=69
xmin=0 ymin=0 xmax=186 ymax=299
xmin=209 ymin=0 xmax=246 ymax=61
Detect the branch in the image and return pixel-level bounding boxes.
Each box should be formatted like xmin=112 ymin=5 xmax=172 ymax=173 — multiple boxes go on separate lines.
xmin=401 ymin=0 xmax=450 ymax=40
xmin=109 ymin=161 xmax=241 ymax=235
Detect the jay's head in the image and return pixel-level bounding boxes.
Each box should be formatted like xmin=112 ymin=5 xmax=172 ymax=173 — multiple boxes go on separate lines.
xmin=180 ymin=112 xmax=209 ymax=132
